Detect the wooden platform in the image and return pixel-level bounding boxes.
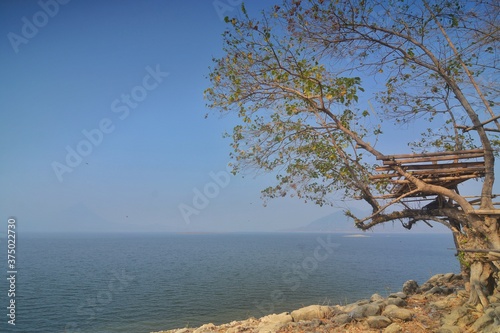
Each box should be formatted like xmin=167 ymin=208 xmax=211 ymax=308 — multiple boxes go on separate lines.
xmin=370 ymin=149 xmax=486 ymax=199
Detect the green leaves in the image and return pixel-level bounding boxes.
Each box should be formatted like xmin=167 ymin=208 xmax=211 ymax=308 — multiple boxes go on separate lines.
xmin=205 ymin=0 xmax=498 ymax=213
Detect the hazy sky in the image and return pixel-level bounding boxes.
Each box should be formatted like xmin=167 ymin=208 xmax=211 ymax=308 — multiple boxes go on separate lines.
xmin=0 ymin=0 xmax=493 ymax=234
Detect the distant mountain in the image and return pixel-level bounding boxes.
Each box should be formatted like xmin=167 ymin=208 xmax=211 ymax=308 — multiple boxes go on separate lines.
xmin=287 ymin=208 xmax=368 ymax=233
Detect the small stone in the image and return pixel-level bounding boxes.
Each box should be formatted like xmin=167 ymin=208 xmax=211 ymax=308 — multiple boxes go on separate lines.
xmin=371 ymin=293 xmax=385 ymax=302
xmin=385 ymin=297 xmax=407 ymax=307
xmin=384 ymin=323 xmax=403 ymax=333
xmin=440 ymin=306 xmax=468 ymax=326
xmin=419 ymin=283 xmax=433 ymax=293
xmin=331 ymin=313 xmax=352 ymax=325
xmin=259 ymin=312 xmax=293 ymax=324
xmin=443 ymin=273 xmax=455 ymax=282
xmin=366 ymin=315 xmax=392 ymax=329
xmin=290 ymin=305 xmax=331 ymax=321
xmin=389 ymin=292 xmax=407 ymax=299
xmin=427 ymin=273 xmax=444 ymax=284
xmin=382 ymin=305 xmax=414 ymax=321
xmin=425 ymin=286 xmax=444 ymax=295
xmin=349 ymin=303 xmax=381 ymax=319
xmin=431 ymin=300 xmax=451 ymax=310
xmin=402 ymin=280 xmax=419 ymax=295
xmin=440 ymin=287 xmax=455 ymax=295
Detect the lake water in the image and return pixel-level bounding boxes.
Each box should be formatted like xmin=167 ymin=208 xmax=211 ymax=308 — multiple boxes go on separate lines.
xmin=1 ymin=232 xmax=459 ymax=333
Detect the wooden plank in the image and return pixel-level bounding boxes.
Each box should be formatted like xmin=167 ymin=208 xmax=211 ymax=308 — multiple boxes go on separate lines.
xmin=377 ymin=149 xmax=484 ymax=160
xmin=388 ymin=174 xmax=481 ymax=184
xmin=375 ymin=161 xmax=485 ymax=172
xmin=370 ymin=167 xmax=485 ymax=180
xmin=383 ymin=152 xmax=484 ymax=165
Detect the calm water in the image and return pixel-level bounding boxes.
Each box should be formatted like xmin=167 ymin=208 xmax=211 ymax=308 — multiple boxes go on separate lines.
xmin=1 ymin=232 xmax=459 ymax=333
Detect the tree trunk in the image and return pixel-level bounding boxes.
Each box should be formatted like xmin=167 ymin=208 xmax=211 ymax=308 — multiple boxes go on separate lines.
xmin=459 ymin=218 xmax=500 ymax=310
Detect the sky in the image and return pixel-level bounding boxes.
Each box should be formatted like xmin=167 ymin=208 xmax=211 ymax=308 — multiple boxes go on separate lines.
xmin=0 ymin=0 xmax=494 ymax=234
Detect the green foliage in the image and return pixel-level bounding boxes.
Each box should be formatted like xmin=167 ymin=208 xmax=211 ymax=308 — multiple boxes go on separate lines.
xmin=205 ymin=0 xmax=498 ymax=208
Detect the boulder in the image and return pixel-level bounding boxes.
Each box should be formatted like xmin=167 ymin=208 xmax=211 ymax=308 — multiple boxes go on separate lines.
xmin=385 ymin=297 xmax=407 ymax=307
xmin=425 ymin=286 xmax=445 ymax=295
xmin=431 ymin=300 xmax=452 ymax=310
xmin=331 ymin=313 xmax=352 ymax=325
xmin=290 ymin=305 xmax=332 ymax=321
xmin=259 ymin=312 xmax=293 ymax=324
xmin=382 ymin=305 xmax=414 ymax=321
xmin=402 ymin=280 xmax=419 ymax=295
xmin=366 ymin=315 xmax=392 ymax=329
xmin=440 ymin=306 xmax=468 ymax=327
xmin=389 ymin=292 xmax=407 ymax=299
xmin=257 ymin=312 xmax=293 ymax=333
xmin=349 ymin=303 xmax=381 ymax=319
xmin=427 ymin=273 xmax=445 ymax=284
xmin=384 ymin=323 xmax=403 ymax=333
xmin=370 ymin=293 xmax=385 ymax=302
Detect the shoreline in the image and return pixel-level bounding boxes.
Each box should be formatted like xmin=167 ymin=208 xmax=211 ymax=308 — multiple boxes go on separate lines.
xmin=153 ymin=273 xmax=500 ymax=333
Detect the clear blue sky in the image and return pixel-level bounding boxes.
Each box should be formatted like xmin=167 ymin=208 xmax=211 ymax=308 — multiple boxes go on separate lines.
xmin=0 ymin=0 xmax=491 ymax=233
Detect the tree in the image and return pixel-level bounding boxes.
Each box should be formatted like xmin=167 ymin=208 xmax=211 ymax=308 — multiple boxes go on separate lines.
xmin=205 ymin=0 xmax=499 ymax=309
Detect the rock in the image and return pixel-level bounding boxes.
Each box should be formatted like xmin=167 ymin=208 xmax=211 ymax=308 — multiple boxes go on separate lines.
xmin=366 ymin=315 xmax=392 ymax=329
xmin=419 ymin=283 xmax=434 ymax=293
xmin=382 ymin=305 xmax=414 ymax=321
xmin=402 ymin=280 xmax=419 ymax=295
xmin=174 ymin=329 xmax=191 ymax=333
xmin=431 ymin=300 xmax=452 ymax=310
xmin=471 ymin=313 xmax=494 ymax=332
xmin=389 ymin=292 xmax=407 ymax=299
xmin=441 ymin=306 xmax=468 ymax=326
xmin=443 ymin=273 xmax=455 ymax=282
xmin=257 ymin=312 xmax=293 ymax=333
xmin=427 ymin=273 xmax=445 ymax=284
xmin=384 ymin=323 xmax=403 ymax=333
xmin=259 ymin=312 xmax=293 ymax=324
xmin=385 ymin=297 xmax=407 ymax=307
xmin=440 ymin=287 xmax=455 ymax=295
xmin=425 ymin=286 xmax=445 ymax=295
xmin=371 ymin=293 xmax=385 ymax=302
xmin=436 ymin=325 xmax=462 ymax=333
xmin=290 ymin=305 xmax=331 ymax=321
xmin=193 ymin=323 xmax=216 ymax=333
xmin=349 ymin=303 xmax=381 ymax=319
xmin=331 ymin=313 xmax=352 ymax=325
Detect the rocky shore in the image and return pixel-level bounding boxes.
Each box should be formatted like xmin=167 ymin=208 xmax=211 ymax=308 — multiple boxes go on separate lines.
xmin=154 ymin=273 xmax=500 ymax=333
